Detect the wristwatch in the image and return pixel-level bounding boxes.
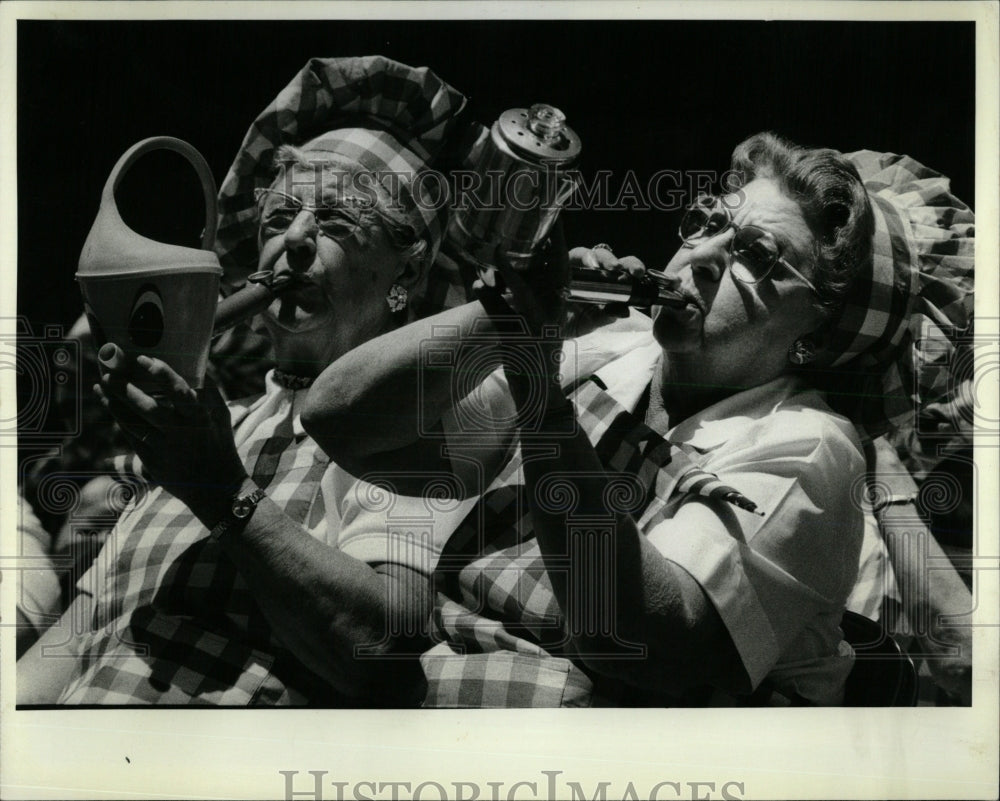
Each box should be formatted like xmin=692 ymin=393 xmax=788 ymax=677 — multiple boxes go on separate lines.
xmin=208 ymin=485 xmax=267 ymax=542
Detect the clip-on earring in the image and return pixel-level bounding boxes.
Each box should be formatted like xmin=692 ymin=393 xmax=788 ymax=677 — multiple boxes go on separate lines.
xmin=386 ymin=284 xmax=408 ymax=312
xmin=788 ymin=338 xmax=816 ymax=365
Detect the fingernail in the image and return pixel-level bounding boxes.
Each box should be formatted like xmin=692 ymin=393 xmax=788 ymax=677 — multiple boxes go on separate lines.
xmin=136 ymin=355 xmax=152 ymax=368
xmin=98 ymin=343 xmax=124 ymax=369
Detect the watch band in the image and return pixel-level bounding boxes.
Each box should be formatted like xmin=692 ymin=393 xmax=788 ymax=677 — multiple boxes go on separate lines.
xmin=208 ymin=486 xmax=267 ymax=542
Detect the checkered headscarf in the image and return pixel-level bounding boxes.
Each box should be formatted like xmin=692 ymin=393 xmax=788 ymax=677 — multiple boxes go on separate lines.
xmin=214 ymin=56 xmax=469 ymax=291
xmin=825 ymin=150 xmax=974 ymax=442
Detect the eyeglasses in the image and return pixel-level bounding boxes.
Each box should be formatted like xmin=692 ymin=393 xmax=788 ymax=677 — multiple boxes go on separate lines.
xmin=679 ymin=195 xmax=819 ymax=296
xmin=254 ymin=187 xmax=375 ymax=243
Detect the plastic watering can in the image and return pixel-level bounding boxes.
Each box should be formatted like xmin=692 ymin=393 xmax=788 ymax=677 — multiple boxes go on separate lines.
xmin=77 ymin=136 xmax=223 ymax=388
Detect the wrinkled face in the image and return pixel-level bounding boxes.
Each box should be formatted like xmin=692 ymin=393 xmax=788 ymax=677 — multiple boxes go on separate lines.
xmin=256 ymin=164 xmax=407 ymax=365
xmin=653 ymin=177 xmax=825 ymax=386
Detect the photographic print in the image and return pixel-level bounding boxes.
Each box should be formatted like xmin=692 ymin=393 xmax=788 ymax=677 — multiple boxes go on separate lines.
xmin=2 ymin=2 xmax=997 ymax=799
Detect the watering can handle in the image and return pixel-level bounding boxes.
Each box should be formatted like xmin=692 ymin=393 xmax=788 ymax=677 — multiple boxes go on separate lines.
xmin=101 ymin=136 xmax=219 ymax=250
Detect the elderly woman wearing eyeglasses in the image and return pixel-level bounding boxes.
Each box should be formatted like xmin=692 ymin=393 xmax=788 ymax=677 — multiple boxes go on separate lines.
xmin=17 ymin=56 xmax=477 ymax=706
xmin=304 ymin=130 xmax=972 ymax=706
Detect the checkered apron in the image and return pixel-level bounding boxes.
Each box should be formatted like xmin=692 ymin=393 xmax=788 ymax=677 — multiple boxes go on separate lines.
xmin=421 ymin=377 xmax=759 ymax=708
xmin=59 ymin=387 xmax=333 ymax=705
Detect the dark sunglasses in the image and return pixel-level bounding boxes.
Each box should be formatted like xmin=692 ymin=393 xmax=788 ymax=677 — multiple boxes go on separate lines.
xmin=679 ymin=196 xmax=819 ymax=295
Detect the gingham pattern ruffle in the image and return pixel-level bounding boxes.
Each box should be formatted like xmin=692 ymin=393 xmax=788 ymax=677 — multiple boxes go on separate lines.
xmin=214 ymin=55 xmax=468 ymax=290
xmin=422 ymin=377 xmax=760 ymax=707
xmin=827 ymin=151 xmax=974 ymax=442
xmin=60 ymin=384 xmax=335 ymax=705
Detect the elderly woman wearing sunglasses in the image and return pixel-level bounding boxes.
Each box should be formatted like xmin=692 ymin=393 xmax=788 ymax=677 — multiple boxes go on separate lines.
xmin=304 ymin=131 xmax=972 ymax=706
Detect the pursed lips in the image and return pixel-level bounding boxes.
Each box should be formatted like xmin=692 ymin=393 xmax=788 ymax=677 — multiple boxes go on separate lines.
xmin=672 ymin=288 xmax=703 ymax=314
xmin=271 ymin=269 xmax=320 ymax=296
xmin=660 ymin=274 xmax=705 ymax=315
xmin=648 ymin=262 xmax=705 ymax=315
xmin=269 ymin=271 xmax=332 ymax=316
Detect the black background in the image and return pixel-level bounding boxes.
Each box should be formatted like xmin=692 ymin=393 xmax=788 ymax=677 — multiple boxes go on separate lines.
xmin=18 ymin=19 xmax=975 ymax=334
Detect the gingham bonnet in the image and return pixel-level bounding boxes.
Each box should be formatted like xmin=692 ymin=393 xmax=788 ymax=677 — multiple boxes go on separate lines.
xmin=826 ymin=150 xmax=974 ymax=442
xmin=214 ymin=55 xmax=469 ymax=291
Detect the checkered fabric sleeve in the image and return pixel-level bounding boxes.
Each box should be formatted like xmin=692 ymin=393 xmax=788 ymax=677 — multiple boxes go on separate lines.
xmin=421 ymin=377 xmax=763 ymax=707
xmin=60 ymin=387 xmax=335 ymax=705
xmin=421 ymin=606 xmax=594 ymax=707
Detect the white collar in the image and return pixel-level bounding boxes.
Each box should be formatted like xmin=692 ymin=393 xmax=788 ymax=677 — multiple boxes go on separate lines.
xmin=570 ymin=324 xmax=820 ymax=453
xmin=666 ymin=375 xmax=814 ymax=451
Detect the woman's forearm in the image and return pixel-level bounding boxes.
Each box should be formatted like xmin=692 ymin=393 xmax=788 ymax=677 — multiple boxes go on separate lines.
xmin=882 ymin=507 xmax=972 ymax=633
xmin=16 ymin=593 xmax=94 ymax=705
xmin=881 ymin=505 xmax=972 ymax=703
xmin=521 ymin=418 xmax=744 ymax=695
xmin=216 ymin=496 xmax=431 ymax=702
xmin=869 ymin=437 xmax=973 ymax=702
xmin=303 ymin=302 xmax=499 ymax=463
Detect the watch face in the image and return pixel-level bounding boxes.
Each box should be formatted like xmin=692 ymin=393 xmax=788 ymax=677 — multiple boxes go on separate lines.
xmin=233 ymin=498 xmax=253 ymax=519
xmin=231 ymin=489 xmax=263 ymax=520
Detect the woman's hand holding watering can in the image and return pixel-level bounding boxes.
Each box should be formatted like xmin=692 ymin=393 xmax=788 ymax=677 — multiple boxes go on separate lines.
xmin=95 ymin=342 xmax=249 ymax=528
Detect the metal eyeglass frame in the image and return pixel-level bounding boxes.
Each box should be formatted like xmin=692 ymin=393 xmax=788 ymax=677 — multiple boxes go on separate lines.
xmin=679 ymin=197 xmax=820 ymax=297
xmin=253 ymin=187 xmax=375 ymax=241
